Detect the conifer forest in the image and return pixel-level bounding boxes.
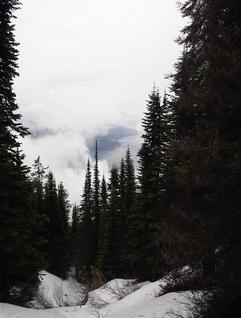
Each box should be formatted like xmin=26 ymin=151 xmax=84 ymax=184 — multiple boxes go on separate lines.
xmin=0 ymin=1 xmax=241 ymax=317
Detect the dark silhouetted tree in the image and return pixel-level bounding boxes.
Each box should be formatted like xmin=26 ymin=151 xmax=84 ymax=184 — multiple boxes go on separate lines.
xmin=44 ymin=172 xmax=70 ymax=278
xmin=162 ymin=0 xmax=241 ymax=316
xmin=92 ymin=141 xmax=100 ymax=262
xmin=130 ymin=88 xmax=172 ymax=280
xmin=57 ymin=182 xmax=71 ymax=277
xmin=0 ymin=1 xmax=45 ymax=302
xmin=78 ymin=160 xmax=94 ymax=282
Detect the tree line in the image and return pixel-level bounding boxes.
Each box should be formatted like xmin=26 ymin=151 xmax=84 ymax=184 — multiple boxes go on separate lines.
xmin=1 ymin=0 xmax=241 ymax=316
xmin=70 ymin=90 xmax=174 ymax=283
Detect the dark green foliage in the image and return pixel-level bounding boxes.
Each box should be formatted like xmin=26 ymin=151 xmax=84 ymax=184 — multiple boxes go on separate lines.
xmin=58 ymin=182 xmax=70 ymax=234
xmin=105 ymin=166 xmax=121 ymax=278
xmin=0 ymin=151 xmax=46 ymax=303
xmin=0 ymin=1 xmax=45 ymax=302
xmin=120 ymin=149 xmax=136 ymax=276
xmin=161 ymin=0 xmax=241 ymax=316
xmin=119 ymin=158 xmax=125 ymax=216
xmin=130 ymin=88 xmax=172 ymax=280
xmin=44 ymin=172 xmax=70 ymax=278
xmin=124 ymin=148 xmax=136 ymax=212
xmin=92 ymin=141 xmax=100 ymax=262
xmin=57 ymin=182 xmax=71 ymax=276
xmin=44 ymin=172 xmax=59 ymax=274
xmin=0 ymin=0 xmax=28 ymax=152
xmin=31 ymin=157 xmax=48 ymax=260
xmin=78 ymin=160 xmax=94 ymax=282
xmin=95 ymin=176 xmax=108 ymax=276
xmin=70 ymin=204 xmax=82 ymax=276
xmin=118 ymin=158 xmax=126 ymax=275
xmin=167 ymin=0 xmax=241 ymax=267
xmin=95 ymin=149 xmax=137 ymax=279
xmin=96 ymin=167 xmax=121 ymax=279
xmin=31 ymin=156 xmax=47 ymax=218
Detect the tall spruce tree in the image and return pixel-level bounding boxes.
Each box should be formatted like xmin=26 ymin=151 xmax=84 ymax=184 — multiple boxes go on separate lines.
xmin=78 ymin=159 xmax=94 ymax=282
xmin=44 ymin=172 xmax=59 ymax=275
xmin=97 ymin=167 xmax=121 ymax=279
xmin=121 ymin=148 xmax=136 ymax=276
xmin=70 ymin=204 xmax=80 ymax=272
xmin=44 ymin=172 xmax=69 ymax=278
xmin=0 ymin=1 xmax=45 ymax=302
xmin=164 ymin=0 xmax=241 ymax=316
xmin=92 ymin=140 xmax=100 ymax=261
xmin=31 ymin=156 xmax=47 ymax=217
xmin=131 ymin=87 xmax=172 ymax=280
xmin=57 ymin=182 xmax=70 ymax=277
xmin=96 ymin=176 xmax=108 ymax=275
xmin=124 ymin=147 xmax=136 ymax=212
xmin=166 ymin=0 xmax=241 ymax=267
xmin=118 ymin=158 xmax=126 ymax=275
xmin=30 ymin=157 xmax=49 ymax=267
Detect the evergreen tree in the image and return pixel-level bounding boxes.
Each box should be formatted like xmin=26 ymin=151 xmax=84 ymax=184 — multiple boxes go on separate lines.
xmin=44 ymin=172 xmax=69 ymax=278
xmin=131 ymin=87 xmax=172 ymax=280
xmin=70 ymin=204 xmax=81 ymax=274
xmin=166 ymin=0 xmax=241 ymax=266
xmin=124 ymin=148 xmax=136 ymax=212
xmin=0 ymin=1 xmax=45 ymax=302
xmin=121 ymin=148 xmax=136 ymax=276
xmin=100 ymin=176 xmax=108 ymax=210
xmin=30 ymin=156 xmax=49 ymax=268
xmin=78 ymin=159 xmax=94 ymax=282
xmin=92 ymin=140 xmax=100 ymax=261
xmin=164 ymin=0 xmax=241 ymax=316
xmin=117 ymin=158 xmax=126 ymax=275
xmin=119 ymin=158 xmax=126 ymax=210
xmin=96 ymin=176 xmax=108 ymax=275
xmin=57 ymin=182 xmax=70 ymax=276
xmin=139 ymin=88 xmax=170 ymax=210
xmin=97 ymin=167 xmax=120 ymax=279
xmin=31 ymin=156 xmax=47 ymax=217
xmin=44 ymin=172 xmax=59 ymax=274
xmin=0 ymin=150 xmax=46 ymax=303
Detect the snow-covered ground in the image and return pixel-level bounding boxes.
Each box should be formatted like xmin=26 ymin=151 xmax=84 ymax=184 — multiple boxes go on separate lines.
xmin=30 ymin=271 xmax=86 ymax=308
xmin=0 ymin=272 xmax=195 ymax=318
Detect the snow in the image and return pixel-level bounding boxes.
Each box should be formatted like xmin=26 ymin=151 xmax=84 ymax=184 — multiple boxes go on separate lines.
xmin=86 ymin=278 xmax=144 ymax=307
xmin=0 ymin=273 xmax=195 ymax=318
xmin=31 ymin=271 xmax=86 ymax=308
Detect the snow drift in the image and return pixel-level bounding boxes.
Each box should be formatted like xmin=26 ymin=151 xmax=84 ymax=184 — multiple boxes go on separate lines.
xmin=0 ymin=272 xmax=195 ymax=318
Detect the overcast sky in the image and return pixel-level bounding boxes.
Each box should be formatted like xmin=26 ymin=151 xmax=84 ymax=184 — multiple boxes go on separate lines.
xmin=14 ymin=0 xmax=184 ymax=204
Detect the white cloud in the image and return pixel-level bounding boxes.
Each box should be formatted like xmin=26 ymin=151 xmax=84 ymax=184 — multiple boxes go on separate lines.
xmin=14 ymin=0 xmax=183 ymax=203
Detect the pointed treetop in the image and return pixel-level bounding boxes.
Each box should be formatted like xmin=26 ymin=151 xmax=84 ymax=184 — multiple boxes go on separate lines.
xmin=95 ymin=140 xmax=98 ymax=162
xmin=152 ymin=81 xmax=160 ymax=95
xmin=126 ymin=146 xmax=131 ymax=158
xmin=163 ymin=90 xmax=167 ymax=106
xmin=101 ymin=175 xmax=107 ymax=193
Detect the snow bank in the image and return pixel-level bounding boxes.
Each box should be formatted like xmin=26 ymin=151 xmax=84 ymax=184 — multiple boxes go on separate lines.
xmin=0 ymin=303 xmax=56 ymax=318
xmin=32 ymin=271 xmax=86 ymax=308
xmin=86 ymin=278 xmax=145 ymax=307
xmin=0 ymin=273 xmax=196 ymax=318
